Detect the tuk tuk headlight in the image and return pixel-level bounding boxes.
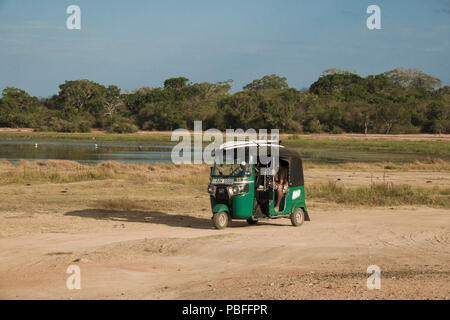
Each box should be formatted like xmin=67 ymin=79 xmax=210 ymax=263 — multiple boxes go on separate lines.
xmin=208 ymin=184 xmax=216 ymax=195
xmin=228 ymin=184 xmax=249 ymax=196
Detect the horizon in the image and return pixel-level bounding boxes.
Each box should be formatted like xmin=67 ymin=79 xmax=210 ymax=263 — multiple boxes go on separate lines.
xmin=1 ymin=0 xmax=450 ymax=97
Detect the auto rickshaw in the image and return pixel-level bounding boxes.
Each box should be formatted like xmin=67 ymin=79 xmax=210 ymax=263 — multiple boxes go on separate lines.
xmin=208 ymin=140 xmax=309 ymax=229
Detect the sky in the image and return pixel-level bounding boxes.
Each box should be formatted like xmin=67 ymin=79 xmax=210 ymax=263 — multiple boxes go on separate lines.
xmin=0 ymin=0 xmax=449 ymax=97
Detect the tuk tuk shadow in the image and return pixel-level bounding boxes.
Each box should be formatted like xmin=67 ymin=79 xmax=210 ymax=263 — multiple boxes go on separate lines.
xmin=64 ymin=209 xmax=214 ymax=230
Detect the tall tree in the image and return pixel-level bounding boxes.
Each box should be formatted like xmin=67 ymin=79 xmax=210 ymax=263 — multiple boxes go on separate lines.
xmin=383 ymin=68 xmax=442 ymax=91
xmin=163 ymin=77 xmax=190 ymax=91
xmin=57 ymin=79 xmax=105 ymax=114
xmin=243 ymin=74 xmax=289 ymax=91
xmin=103 ymin=85 xmax=123 ymax=120
xmin=425 ymin=102 xmax=449 ymax=134
xmin=0 ymin=87 xmax=46 ymax=127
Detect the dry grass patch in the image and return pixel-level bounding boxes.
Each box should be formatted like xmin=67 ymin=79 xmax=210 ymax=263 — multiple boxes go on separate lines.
xmin=0 ymin=160 xmax=117 ymax=184
xmin=2 ymin=160 xmax=449 ymax=208
xmin=2 ymin=159 xmax=448 ymax=186
xmin=0 ymin=160 xmax=210 ymax=185
xmin=163 ymin=175 xmax=210 ymax=185
xmin=308 ymin=181 xmax=450 ymax=208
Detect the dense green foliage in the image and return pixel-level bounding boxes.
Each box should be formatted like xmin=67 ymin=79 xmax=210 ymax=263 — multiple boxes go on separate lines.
xmin=1 ymin=68 xmax=448 ymax=133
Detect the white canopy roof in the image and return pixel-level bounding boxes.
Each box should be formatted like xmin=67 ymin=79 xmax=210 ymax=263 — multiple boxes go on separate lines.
xmin=217 ymin=140 xmax=284 ymax=151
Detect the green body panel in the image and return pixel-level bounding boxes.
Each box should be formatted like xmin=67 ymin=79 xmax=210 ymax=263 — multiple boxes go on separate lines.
xmin=291 ymin=185 xmax=307 ymax=213
xmin=268 ymin=185 xmax=306 ymax=216
xmin=230 ymin=184 xmax=254 ymax=219
xmin=210 ymin=196 xmax=216 ymax=210
xmin=212 ymin=203 xmax=230 ymax=214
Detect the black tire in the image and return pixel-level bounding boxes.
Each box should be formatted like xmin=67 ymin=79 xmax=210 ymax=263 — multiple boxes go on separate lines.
xmin=246 ymin=218 xmax=259 ymax=225
xmin=213 ymin=212 xmax=229 ymax=229
xmin=290 ymin=208 xmax=305 ymax=227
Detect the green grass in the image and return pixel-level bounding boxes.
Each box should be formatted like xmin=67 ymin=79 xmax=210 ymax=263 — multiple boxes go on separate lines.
xmin=308 ymin=181 xmax=450 ymax=208
xmin=283 ymin=137 xmax=450 ymax=158
xmin=303 ymin=158 xmax=450 ymax=171
xmin=0 ymin=131 xmax=174 ymax=142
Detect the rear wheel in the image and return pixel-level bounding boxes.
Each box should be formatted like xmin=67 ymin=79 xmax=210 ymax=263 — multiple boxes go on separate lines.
xmin=290 ymin=208 xmax=304 ymax=227
xmin=213 ymin=212 xmax=229 ymax=229
xmin=246 ymin=217 xmax=259 ymax=225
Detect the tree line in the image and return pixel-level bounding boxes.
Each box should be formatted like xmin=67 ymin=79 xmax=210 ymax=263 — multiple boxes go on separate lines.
xmin=0 ymin=68 xmax=448 ymax=134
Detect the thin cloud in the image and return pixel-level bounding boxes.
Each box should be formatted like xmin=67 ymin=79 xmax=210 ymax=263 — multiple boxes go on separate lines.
xmin=0 ymin=20 xmax=65 ymax=31
xmin=341 ymin=10 xmax=360 ymax=18
xmin=432 ymin=8 xmax=450 ymax=14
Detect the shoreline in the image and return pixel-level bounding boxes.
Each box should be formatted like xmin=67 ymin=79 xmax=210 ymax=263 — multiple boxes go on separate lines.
xmin=0 ymin=128 xmax=449 ymax=142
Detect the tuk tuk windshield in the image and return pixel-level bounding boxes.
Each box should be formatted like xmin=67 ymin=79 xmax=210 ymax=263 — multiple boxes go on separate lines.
xmin=213 ymin=147 xmax=254 ymax=177
xmin=213 ymin=163 xmax=251 ymax=177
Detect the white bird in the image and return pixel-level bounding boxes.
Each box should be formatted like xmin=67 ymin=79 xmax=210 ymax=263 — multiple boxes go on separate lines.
xmin=34 ymin=143 xmax=38 ymax=148
xmin=94 ymin=144 xmax=98 ymax=149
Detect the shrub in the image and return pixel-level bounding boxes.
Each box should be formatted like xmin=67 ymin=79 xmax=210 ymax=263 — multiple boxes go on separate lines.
xmin=36 ymin=116 xmax=92 ymax=133
xmin=331 ymin=126 xmax=344 ymax=134
xmin=106 ymin=116 xmax=138 ymax=133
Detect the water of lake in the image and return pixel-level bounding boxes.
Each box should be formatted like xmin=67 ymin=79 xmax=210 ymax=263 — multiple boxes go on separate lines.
xmin=0 ymin=139 xmax=432 ymax=164
xmin=0 ymin=140 xmax=180 ymax=163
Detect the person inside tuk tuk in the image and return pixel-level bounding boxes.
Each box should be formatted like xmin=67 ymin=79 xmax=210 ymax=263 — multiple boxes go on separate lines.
xmin=235 ymin=161 xmax=250 ymax=177
xmin=274 ymin=162 xmax=289 ymax=212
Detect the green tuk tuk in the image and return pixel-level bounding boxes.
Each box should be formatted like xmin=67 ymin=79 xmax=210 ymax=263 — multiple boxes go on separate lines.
xmin=208 ymin=140 xmax=309 ymax=229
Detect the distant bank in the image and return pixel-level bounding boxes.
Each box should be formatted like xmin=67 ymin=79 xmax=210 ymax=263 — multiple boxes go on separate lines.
xmin=0 ymin=128 xmax=449 ymax=142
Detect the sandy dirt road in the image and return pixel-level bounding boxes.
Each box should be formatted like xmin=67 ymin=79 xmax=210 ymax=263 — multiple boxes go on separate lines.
xmin=0 ymin=204 xmax=448 ymax=300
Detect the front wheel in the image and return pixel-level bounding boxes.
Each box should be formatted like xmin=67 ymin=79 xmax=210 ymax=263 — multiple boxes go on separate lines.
xmin=246 ymin=217 xmax=259 ymax=225
xmin=290 ymin=208 xmax=305 ymax=227
xmin=213 ymin=212 xmax=229 ymax=229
